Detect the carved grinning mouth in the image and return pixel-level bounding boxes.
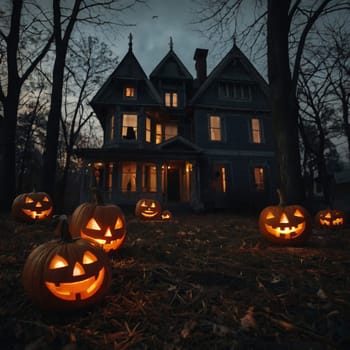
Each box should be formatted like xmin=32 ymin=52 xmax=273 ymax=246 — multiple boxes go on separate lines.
xmin=80 ymin=232 xmax=124 ymax=252
xmin=22 ymin=208 xmax=53 ymax=219
xmin=265 ymin=222 xmax=306 ymax=239
xmin=45 ymin=267 xmax=105 ymax=301
xmin=141 ymin=210 xmax=158 ymax=218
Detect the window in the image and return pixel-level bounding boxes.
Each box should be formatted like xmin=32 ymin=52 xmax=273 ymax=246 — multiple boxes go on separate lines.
xmin=254 ymin=167 xmax=265 ymax=191
xmin=124 ymin=86 xmax=135 ymax=98
xmin=146 ymin=117 xmax=151 ymax=143
xmin=219 ymin=82 xmax=251 ymax=101
xmin=109 ymin=116 xmax=115 ymax=140
xmin=209 ymin=115 xmax=222 ymax=141
xmin=164 ymin=123 xmax=177 ymax=140
xmin=142 ymin=163 xmax=157 ymax=192
xmin=212 ymin=164 xmax=227 ymax=193
xmin=251 ymin=118 xmax=262 ymax=144
xmin=165 ymin=92 xmax=178 ymax=107
xmin=156 ymin=123 xmax=162 ymax=144
xmin=122 ymin=114 xmax=137 ymax=140
xmin=121 ymin=162 xmax=136 ymax=192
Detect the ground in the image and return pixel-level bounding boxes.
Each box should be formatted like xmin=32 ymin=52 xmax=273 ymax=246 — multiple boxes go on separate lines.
xmin=0 ymin=210 xmax=349 ymax=349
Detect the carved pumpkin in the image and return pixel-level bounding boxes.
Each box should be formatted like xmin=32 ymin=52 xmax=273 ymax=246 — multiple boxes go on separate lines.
xmin=315 ymin=209 xmax=346 ymax=229
xmin=258 ymin=189 xmax=312 ymax=245
xmin=12 ymin=191 xmax=53 ymax=222
xmin=23 ymin=216 xmax=111 ymax=311
xmin=69 ymin=190 xmax=126 ymax=253
xmin=135 ymin=199 xmax=162 ymax=220
xmin=161 ymin=210 xmax=173 ymax=221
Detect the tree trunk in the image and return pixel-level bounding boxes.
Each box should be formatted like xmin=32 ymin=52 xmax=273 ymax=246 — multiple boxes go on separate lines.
xmin=267 ymin=0 xmax=305 ymax=204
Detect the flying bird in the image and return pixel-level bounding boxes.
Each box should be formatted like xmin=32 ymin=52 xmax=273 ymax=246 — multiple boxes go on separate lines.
xmin=152 ymin=15 xmax=158 ymax=19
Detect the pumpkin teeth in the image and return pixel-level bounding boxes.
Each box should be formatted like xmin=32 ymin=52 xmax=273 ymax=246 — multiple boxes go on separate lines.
xmin=265 ymin=222 xmax=306 ymax=238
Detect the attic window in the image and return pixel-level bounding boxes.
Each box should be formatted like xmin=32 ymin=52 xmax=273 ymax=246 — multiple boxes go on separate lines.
xmin=124 ymin=86 xmax=136 ymax=98
xmin=165 ymin=92 xmax=178 ymax=107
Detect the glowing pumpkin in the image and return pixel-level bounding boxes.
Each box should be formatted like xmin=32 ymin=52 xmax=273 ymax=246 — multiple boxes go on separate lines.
xmin=12 ymin=191 xmax=53 ymax=222
xmin=315 ymin=209 xmax=346 ymax=229
xmin=161 ymin=210 xmax=173 ymax=221
xmin=135 ymin=199 xmax=162 ymax=220
xmin=69 ymin=190 xmax=126 ymax=253
xmin=23 ymin=216 xmax=111 ymax=311
xmin=258 ymin=189 xmax=312 ymax=245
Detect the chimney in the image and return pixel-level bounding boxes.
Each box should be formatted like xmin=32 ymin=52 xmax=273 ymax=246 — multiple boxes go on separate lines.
xmin=194 ymin=48 xmax=208 ymax=84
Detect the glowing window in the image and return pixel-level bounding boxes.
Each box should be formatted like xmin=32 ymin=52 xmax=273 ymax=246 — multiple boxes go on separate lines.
xmin=110 ymin=116 xmax=115 ymax=140
xmin=164 ymin=124 xmax=177 ymax=140
xmin=146 ymin=117 xmax=151 ymax=143
xmin=254 ymin=167 xmax=265 ymax=191
xmin=251 ymin=118 xmax=262 ymax=144
xmin=209 ymin=116 xmax=222 ymax=141
xmin=213 ymin=164 xmax=227 ymax=193
xmin=121 ymin=161 xmax=137 ymax=192
xmin=122 ymin=114 xmax=137 ymax=140
xmin=156 ymin=123 xmax=162 ymax=144
xmin=124 ymin=87 xmax=135 ymax=97
xmin=165 ymin=92 xmax=178 ymax=107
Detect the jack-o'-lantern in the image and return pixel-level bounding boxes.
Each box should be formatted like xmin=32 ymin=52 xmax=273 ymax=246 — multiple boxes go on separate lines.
xmin=315 ymin=209 xmax=346 ymax=229
xmin=135 ymin=199 xmax=162 ymax=220
xmin=23 ymin=216 xmax=111 ymax=311
xmin=161 ymin=210 xmax=173 ymax=221
xmin=12 ymin=191 xmax=53 ymax=222
xmin=258 ymin=189 xmax=312 ymax=245
xmin=69 ymin=190 xmax=126 ymax=253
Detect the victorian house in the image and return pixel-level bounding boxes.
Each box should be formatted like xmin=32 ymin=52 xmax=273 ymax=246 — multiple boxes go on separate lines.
xmin=76 ymin=35 xmax=277 ymax=212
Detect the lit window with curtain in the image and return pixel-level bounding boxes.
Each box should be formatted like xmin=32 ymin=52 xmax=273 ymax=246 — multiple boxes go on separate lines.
xmin=145 ymin=117 xmax=151 ymax=142
xmin=122 ymin=114 xmax=137 ymax=140
xmin=254 ymin=167 xmax=265 ymax=191
xmin=251 ymin=118 xmax=262 ymax=143
xmin=121 ymin=161 xmax=137 ymax=192
xmin=209 ymin=115 xmax=222 ymax=141
xmin=213 ymin=164 xmax=227 ymax=193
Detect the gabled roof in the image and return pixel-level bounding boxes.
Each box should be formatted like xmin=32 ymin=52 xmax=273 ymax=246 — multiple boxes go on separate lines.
xmin=158 ymin=136 xmax=202 ymax=152
xmin=91 ymin=45 xmax=162 ymax=107
xmin=150 ymin=47 xmax=193 ymax=80
xmin=190 ymin=44 xmax=269 ymax=105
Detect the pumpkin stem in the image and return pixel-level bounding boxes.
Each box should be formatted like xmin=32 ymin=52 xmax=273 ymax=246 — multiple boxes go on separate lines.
xmin=56 ymin=215 xmax=73 ymax=242
xmin=277 ymin=188 xmax=286 ymax=206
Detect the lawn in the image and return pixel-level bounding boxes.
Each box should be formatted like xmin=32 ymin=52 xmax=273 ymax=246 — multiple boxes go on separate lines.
xmin=0 ymin=211 xmax=349 ymax=349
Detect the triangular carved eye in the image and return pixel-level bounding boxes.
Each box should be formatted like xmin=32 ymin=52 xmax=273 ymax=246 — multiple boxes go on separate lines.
xmin=43 ymin=196 xmax=50 ymax=202
xmin=141 ymin=201 xmax=147 ymax=207
xmin=266 ymin=211 xmax=275 ymax=219
xmin=294 ymin=209 xmax=304 ymax=218
xmin=86 ymin=218 xmax=101 ymax=230
xmin=50 ymin=255 xmax=69 ymax=269
xmin=25 ymin=196 xmax=34 ymax=204
xmin=114 ymin=217 xmax=123 ymax=229
xmin=324 ymin=212 xmax=331 ymax=218
xmin=83 ymin=251 xmax=97 ymax=264
xmin=151 ymin=202 xmax=156 ymax=208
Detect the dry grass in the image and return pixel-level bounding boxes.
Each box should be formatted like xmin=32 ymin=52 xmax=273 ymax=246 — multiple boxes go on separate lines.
xmin=0 ymin=211 xmax=349 ymax=349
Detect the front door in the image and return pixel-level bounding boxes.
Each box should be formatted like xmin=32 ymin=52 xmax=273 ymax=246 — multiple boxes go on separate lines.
xmin=167 ymin=168 xmax=180 ymax=201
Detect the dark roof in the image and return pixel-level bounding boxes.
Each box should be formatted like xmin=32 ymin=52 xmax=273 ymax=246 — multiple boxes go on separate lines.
xmin=91 ymin=48 xmax=162 ymax=108
xmin=190 ymin=44 xmax=269 ymax=105
xmin=150 ymin=48 xmax=193 ymax=80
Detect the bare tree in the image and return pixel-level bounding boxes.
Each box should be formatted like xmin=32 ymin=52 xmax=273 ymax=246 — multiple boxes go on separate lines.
xmin=41 ymin=0 xmax=142 ymax=204
xmin=0 ymin=0 xmax=53 ymax=211
xmin=56 ymin=34 xmax=117 ymax=211
xmin=193 ymin=0 xmax=350 ymax=204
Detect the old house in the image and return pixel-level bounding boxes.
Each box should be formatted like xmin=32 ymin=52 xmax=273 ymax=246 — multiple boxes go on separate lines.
xmin=77 ymin=35 xmax=277 ymax=212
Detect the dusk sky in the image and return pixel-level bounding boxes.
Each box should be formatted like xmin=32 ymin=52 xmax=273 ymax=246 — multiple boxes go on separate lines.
xmin=104 ymin=0 xmax=252 ymax=78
